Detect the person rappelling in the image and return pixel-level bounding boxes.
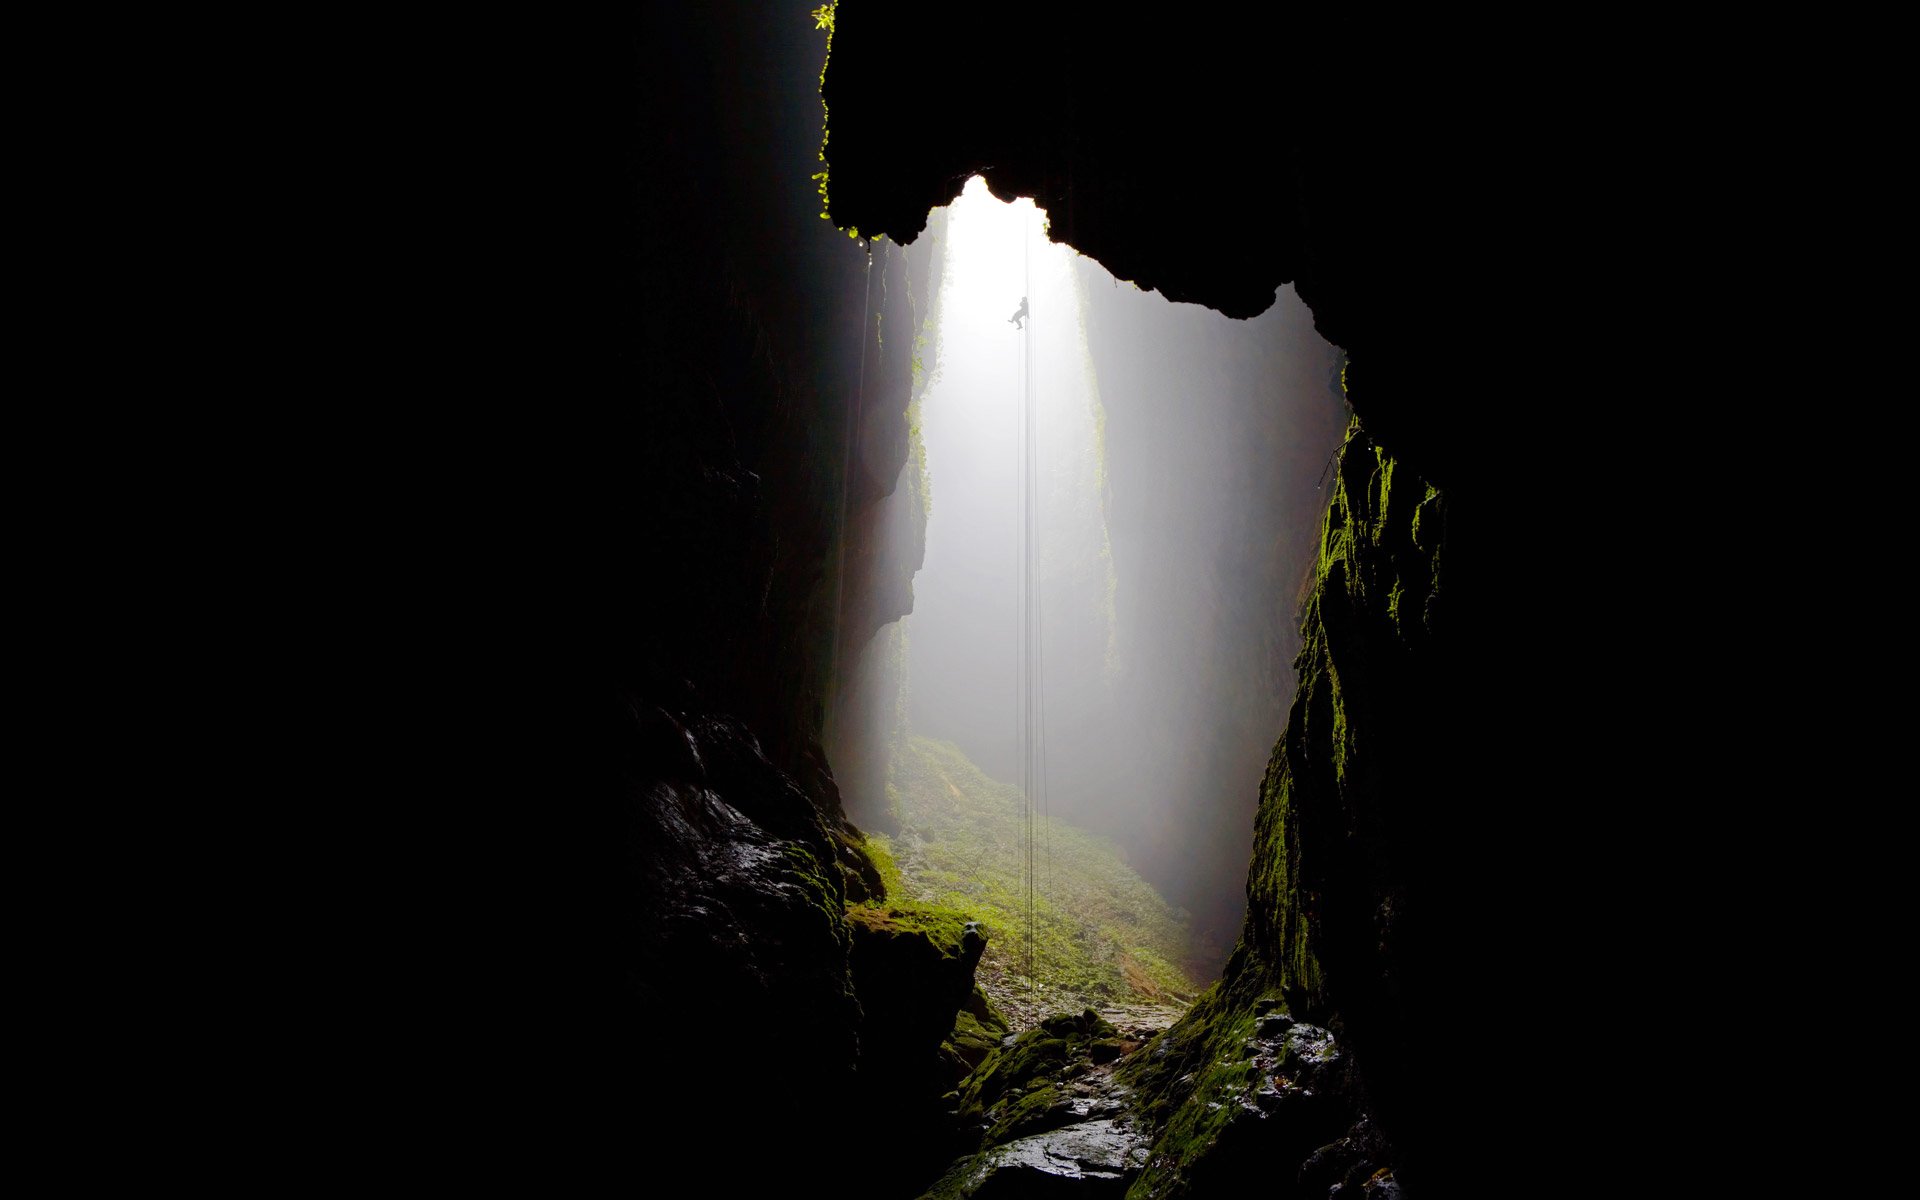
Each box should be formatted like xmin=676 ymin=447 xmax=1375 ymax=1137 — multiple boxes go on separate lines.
xmin=1008 ymin=296 xmax=1029 ymax=330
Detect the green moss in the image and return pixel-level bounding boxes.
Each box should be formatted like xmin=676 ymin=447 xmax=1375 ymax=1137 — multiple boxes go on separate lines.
xmin=783 ymin=843 xmax=846 ymax=925
xmin=1133 ymin=1023 xmax=1259 ymax=1188
xmin=811 ymin=7 xmax=835 ymax=218
xmin=1111 ymin=976 xmax=1304 ymax=1198
xmin=1115 ymin=417 xmax=1446 ymax=1195
xmin=885 ymin=737 xmax=1198 ymax=1007
xmin=764 ymin=843 xmax=855 ymax=1003
xmin=810 ymin=4 xmax=861 ymax=239
xmin=919 ymin=1154 xmax=991 ymax=1200
xmin=939 ymin=983 xmax=1011 ymax=1079
xmin=850 ymin=832 xmax=990 ymax=965
xmin=952 ymin=1008 xmax=1118 ymax=1145
xmin=846 ymin=898 xmax=975 ymax=961
xmin=946 ymin=1011 xmax=1002 ymax=1071
xmin=984 ymin=1084 xmax=1064 ymax=1144
xmin=864 ymin=830 xmax=907 ymax=896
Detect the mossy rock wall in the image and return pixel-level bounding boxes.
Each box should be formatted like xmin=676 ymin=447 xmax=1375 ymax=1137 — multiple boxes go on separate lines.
xmin=1123 ymin=418 xmax=1445 ymax=1195
xmin=1244 ymin=418 xmax=1445 ymax=1026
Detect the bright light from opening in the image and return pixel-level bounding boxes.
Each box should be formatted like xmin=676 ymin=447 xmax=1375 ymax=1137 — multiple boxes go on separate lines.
xmin=908 ymin=177 xmax=1113 ymax=791
xmin=941 ymin=176 xmax=1051 ymax=336
xmin=843 ymin=172 xmax=1352 ymax=982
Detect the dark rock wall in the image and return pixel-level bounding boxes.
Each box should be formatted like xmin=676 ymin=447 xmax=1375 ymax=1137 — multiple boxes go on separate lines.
xmin=827 ymin=209 xmax=946 ymax=830
xmin=846 ymin=908 xmax=991 ymax=1192
xmin=441 ymin=5 xmax=953 ymax=1188
xmin=839 ymin=227 xmax=943 ymax=664
xmin=1239 ymin=423 xmax=1453 ymax=1182
xmin=823 ymin=5 xmax=1549 ymax=486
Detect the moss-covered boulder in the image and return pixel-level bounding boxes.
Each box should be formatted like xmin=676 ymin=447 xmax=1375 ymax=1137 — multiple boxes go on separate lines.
xmin=844 ymin=901 xmax=992 ymax=1195
xmin=919 ymin=1006 xmax=1175 ymax=1199
xmin=943 ymin=985 xmax=1011 ymax=1075
xmin=847 ymin=902 xmax=989 ymax=1065
xmin=954 ymin=1010 xmax=1122 ymax=1146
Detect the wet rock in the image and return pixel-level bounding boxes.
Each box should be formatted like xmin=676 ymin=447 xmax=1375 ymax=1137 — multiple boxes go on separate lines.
xmin=1116 ymin=997 xmax=1377 ymax=1198
xmin=624 ymin=707 xmax=868 ymax=1191
xmin=1284 ymin=1023 xmax=1339 ymax=1068
xmin=1060 ymin=1088 xmax=1127 ymax=1122
xmin=930 ymin=1001 xmax=1159 ymax=1193
xmin=924 ymin=1120 xmax=1150 ymax=1199
xmin=981 ymin=1120 xmax=1149 ymax=1194
xmin=957 ymin=1013 xmax=1130 ymax=1148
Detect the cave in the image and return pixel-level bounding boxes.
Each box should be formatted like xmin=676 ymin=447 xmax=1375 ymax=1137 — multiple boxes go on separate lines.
xmin=396 ymin=3 xmax=1737 ymax=1196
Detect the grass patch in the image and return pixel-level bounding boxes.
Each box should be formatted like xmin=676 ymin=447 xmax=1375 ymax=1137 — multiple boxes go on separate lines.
xmin=877 ymin=736 xmax=1199 ymax=1011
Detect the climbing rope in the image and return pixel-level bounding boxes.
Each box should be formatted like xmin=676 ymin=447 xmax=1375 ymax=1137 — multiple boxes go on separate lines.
xmin=1023 ymin=217 xmax=1034 ymax=1015
xmin=1015 ymin=212 xmax=1051 ymax=1024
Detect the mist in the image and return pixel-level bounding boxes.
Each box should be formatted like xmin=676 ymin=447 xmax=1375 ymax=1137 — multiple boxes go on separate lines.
xmin=840 ymin=177 xmax=1347 ymax=973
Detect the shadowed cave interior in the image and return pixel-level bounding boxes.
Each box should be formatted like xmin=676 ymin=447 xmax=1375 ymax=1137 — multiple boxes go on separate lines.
xmin=441 ymin=4 xmax=1753 ymax=1197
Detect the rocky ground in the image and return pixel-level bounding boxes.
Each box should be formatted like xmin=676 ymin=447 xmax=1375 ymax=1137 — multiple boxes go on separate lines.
xmin=974 ymin=962 xmax=1191 ymax=1038
xmin=923 ymin=1009 xmax=1155 ymax=1198
xmin=922 ymin=997 xmax=1399 ymax=1199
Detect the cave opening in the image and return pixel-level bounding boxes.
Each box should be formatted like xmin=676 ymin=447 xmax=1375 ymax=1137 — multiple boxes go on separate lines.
xmin=827 ymin=176 xmax=1349 ymax=1035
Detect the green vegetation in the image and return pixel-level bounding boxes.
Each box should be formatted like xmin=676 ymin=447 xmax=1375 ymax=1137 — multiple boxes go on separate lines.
xmin=870 ymin=736 xmax=1198 ymax=1010
xmin=1114 ymin=419 xmax=1446 ymax=1194
xmin=956 ymin=1009 xmax=1118 ymax=1140
xmin=918 ymin=1009 xmax=1134 ymax=1199
xmin=810 ymin=3 xmax=864 ymax=240
xmin=843 ymin=899 xmax=974 ymax=958
xmin=1117 ymin=981 xmax=1265 ymax=1195
xmin=944 ymin=985 xmax=1011 ymax=1074
xmin=851 ymin=834 xmax=976 ymax=954
xmin=811 ymin=6 xmax=834 ymax=219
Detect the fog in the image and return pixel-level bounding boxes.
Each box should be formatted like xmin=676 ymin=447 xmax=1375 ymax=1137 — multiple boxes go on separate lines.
xmin=857 ymin=178 xmax=1347 ymax=970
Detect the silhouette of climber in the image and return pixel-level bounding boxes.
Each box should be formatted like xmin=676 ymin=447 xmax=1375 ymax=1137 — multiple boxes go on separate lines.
xmin=1008 ymin=296 xmax=1029 ymax=330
